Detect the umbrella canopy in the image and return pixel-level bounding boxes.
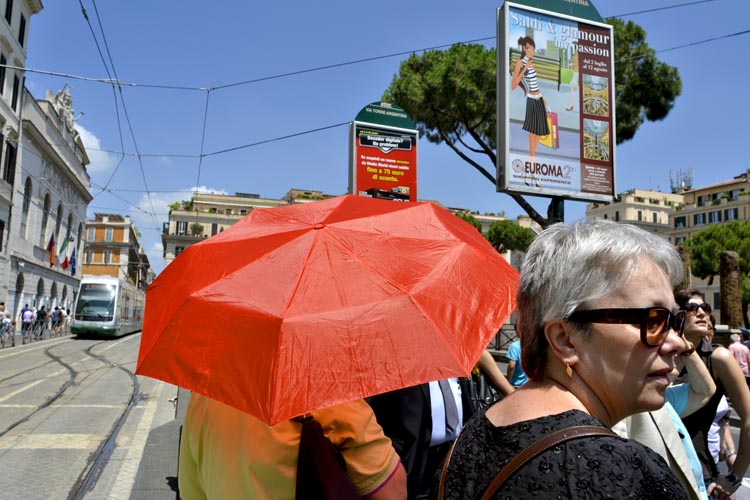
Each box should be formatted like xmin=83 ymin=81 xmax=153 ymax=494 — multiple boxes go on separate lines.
xmin=137 ymin=195 xmax=519 ymax=425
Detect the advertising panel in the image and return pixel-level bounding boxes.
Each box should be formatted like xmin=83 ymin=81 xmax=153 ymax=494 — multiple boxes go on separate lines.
xmin=349 ymin=102 xmax=419 ymax=202
xmin=497 ymin=2 xmax=615 ymax=202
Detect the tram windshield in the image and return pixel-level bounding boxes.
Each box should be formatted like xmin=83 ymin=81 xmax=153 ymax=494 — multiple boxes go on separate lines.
xmin=75 ymin=283 xmax=116 ymax=321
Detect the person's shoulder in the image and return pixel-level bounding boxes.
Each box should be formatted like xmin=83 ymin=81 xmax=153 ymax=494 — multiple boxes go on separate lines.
xmin=712 ymin=344 xmax=738 ymax=364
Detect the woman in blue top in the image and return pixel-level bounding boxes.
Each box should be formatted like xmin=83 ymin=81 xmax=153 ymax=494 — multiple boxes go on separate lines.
xmin=511 ymin=36 xmax=551 ymax=160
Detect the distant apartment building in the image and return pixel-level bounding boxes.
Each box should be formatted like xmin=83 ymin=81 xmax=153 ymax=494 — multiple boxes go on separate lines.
xmin=583 ymin=171 xmax=750 ymax=316
xmin=162 ymin=189 xmax=334 ymax=267
xmin=585 ymin=188 xmax=684 ymax=238
xmin=668 ymin=171 xmax=750 ymax=310
xmin=669 ymin=171 xmax=750 ymax=244
xmin=82 ymin=214 xmax=151 ymax=289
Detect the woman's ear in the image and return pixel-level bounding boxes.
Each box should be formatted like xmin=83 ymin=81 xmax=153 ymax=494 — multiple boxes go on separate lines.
xmin=544 ymin=319 xmax=580 ymax=367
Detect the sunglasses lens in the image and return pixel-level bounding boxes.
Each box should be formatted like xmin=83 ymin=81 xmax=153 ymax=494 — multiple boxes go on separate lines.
xmin=684 ymin=302 xmax=711 ymax=314
xmin=645 ymin=308 xmax=669 ymax=344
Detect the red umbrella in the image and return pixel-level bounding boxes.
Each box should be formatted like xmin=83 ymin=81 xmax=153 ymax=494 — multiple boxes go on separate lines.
xmin=136 ymin=195 xmax=519 ymax=425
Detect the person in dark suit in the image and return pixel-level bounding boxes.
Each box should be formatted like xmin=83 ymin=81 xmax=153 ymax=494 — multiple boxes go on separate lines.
xmin=367 ymin=377 xmax=476 ymax=499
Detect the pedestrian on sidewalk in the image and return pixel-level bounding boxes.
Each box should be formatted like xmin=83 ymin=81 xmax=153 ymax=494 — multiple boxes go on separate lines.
xmin=438 ymin=219 xmax=689 ymax=500
xmin=505 ymin=339 xmax=528 ymax=388
xmin=728 ymin=334 xmax=750 ymax=389
xmin=179 ymin=394 xmax=406 ymax=499
xmin=677 ymin=289 xmax=750 ymax=499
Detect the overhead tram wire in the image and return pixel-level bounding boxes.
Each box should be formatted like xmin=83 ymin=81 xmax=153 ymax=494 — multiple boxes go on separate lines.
xmin=12 ymin=0 xmax=728 ymax=97
xmin=194 ymin=89 xmax=212 ymax=194
xmin=613 ymin=0 xmax=716 ymax=17
xmin=84 ymin=0 xmax=161 ymax=235
xmin=14 ymin=26 xmax=748 ymax=166
xmin=78 ymin=0 xmax=127 ymax=200
xmin=14 ymin=0 xmax=736 ymax=169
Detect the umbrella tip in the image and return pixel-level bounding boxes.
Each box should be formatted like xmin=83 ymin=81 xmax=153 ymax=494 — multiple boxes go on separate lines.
xmin=313 ymin=223 xmax=325 ymax=230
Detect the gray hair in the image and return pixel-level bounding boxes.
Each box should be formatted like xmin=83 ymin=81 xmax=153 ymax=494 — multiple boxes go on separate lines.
xmin=518 ymin=218 xmax=684 ymax=380
xmin=731 ymin=333 xmax=741 ymax=343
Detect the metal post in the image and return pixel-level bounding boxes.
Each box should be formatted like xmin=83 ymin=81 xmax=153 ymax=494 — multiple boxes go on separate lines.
xmin=547 ymin=197 xmax=564 ymax=224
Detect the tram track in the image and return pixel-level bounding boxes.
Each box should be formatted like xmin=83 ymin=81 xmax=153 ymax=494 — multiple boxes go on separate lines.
xmin=0 ymin=339 xmax=100 ymax=438
xmin=0 ymin=333 xmax=146 ymax=498
xmin=67 ymin=335 xmax=143 ymax=500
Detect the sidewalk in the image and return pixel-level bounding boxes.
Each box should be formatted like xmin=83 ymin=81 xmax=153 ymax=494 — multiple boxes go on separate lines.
xmin=130 ymin=386 xmax=189 ymax=500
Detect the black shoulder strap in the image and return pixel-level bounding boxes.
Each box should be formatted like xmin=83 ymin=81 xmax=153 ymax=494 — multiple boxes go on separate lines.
xmin=480 ymin=425 xmax=616 ymax=500
xmin=437 ymin=425 xmax=616 ymax=500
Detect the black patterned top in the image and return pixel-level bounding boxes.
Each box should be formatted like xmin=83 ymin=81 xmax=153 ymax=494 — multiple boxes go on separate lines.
xmin=435 ymin=409 xmax=688 ymax=500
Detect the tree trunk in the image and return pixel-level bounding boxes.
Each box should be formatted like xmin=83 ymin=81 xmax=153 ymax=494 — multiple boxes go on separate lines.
xmin=719 ymin=251 xmax=743 ymax=328
xmin=677 ymin=246 xmax=692 ymax=291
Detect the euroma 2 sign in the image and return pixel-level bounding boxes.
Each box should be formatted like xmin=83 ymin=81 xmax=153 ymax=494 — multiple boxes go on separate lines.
xmin=496 ymin=0 xmax=615 ymax=202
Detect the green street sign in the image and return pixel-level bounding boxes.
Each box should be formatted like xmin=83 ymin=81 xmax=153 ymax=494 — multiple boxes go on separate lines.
xmin=354 ymin=102 xmax=417 ymax=130
xmin=508 ymin=0 xmax=603 ymax=22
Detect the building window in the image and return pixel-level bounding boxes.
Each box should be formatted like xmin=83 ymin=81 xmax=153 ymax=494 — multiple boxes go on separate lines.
xmin=209 ymin=207 xmax=217 ymax=213
xmin=0 ymin=53 xmax=6 ymax=96
xmin=40 ymin=193 xmax=50 ymax=247
xmin=11 ymin=74 xmax=19 ymax=111
xmin=2 ymin=141 xmax=16 ymax=183
xmin=637 ymin=210 xmax=643 ymax=222
xmin=105 ymin=228 xmax=113 ymax=241
xmin=176 ymin=221 xmax=188 ymax=235
xmin=54 ymin=204 xmax=63 ymax=240
xmin=103 ymin=249 xmax=112 ymax=264
xmin=85 ymin=249 xmax=93 ymax=264
xmin=0 ymin=219 xmax=4 ymax=251
xmin=652 ymin=212 xmax=658 ymax=224
xmin=17 ymin=14 xmax=24 ymax=47
xmin=675 ymin=236 xmax=687 ymax=245
xmin=87 ymin=227 xmax=95 ymax=241
xmin=708 ymin=211 xmax=722 ymax=224
xmin=674 ymin=216 xmax=686 ymax=229
xmin=696 ymin=195 xmax=705 ymax=207
xmin=713 ymin=292 xmax=720 ymax=311
xmin=225 ymin=208 xmax=232 ymax=214
xmin=64 ymin=213 xmax=72 ymax=252
xmin=240 ymin=209 xmax=247 ymax=215
xmin=693 ymin=213 xmax=706 ymax=226
xmin=175 ymin=246 xmax=185 ymax=257
xmin=724 ymin=208 xmax=739 ymax=221
xmin=20 ymin=176 xmax=30 ymax=238
xmin=614 ymin=211 xmax=620 ymax=222
xmin=4 ymin=0 xmax=12 ymax=24
xmin=211 ymin=223 xmax=218 ymax=236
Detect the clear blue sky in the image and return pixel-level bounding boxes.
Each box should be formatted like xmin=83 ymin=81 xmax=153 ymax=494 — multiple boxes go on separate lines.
xmin=24 ymin=0 xmax=750 ymax=274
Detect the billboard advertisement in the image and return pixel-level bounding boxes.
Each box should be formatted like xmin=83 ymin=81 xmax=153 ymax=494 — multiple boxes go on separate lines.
xmin=497 ymin=2 xmax=615 ymax=202
xmin=349 ymin=102 xmax=418 ymax=202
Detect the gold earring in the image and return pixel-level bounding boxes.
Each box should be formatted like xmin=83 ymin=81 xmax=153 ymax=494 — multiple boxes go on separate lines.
xmin=566 ymin=364 xmax=574 ymax=379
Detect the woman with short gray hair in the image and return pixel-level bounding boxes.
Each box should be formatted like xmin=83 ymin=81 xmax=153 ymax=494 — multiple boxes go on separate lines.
xmin=437 ymin=219 xmax=690 ymax=499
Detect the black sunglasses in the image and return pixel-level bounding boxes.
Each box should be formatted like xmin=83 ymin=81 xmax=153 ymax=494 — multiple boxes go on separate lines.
xmin=681 ymin=302 xmax=712 ymax=315
xmin=566 ymin=307 xmax=686 ymax=347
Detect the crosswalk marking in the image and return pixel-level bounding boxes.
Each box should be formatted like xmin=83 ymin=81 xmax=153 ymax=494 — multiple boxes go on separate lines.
xmin=0 ymin=433 xmax=101 ymax=449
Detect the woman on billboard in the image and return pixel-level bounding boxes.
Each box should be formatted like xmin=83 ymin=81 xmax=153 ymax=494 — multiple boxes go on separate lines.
xmin=511 ymin=36 xmax=551 ymax=163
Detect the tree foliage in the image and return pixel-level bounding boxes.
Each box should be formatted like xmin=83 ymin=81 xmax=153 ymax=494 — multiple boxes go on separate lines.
xmin=168 ymin=200 xmax=193 ymax=211
xmin=684 ymin=221 xmax=750 ymax=283
xmin=685 ymin=221 xmax=750 ymax=326
xmin=455 ymin=212 xmax=483 ymax=233
xmin=383 ymin=18 xmax=681 ymax=226
xmin=486 ymin=220 xmax=535 ymax=254
xmin=610 ymin=18 xmax=682 ymax=142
